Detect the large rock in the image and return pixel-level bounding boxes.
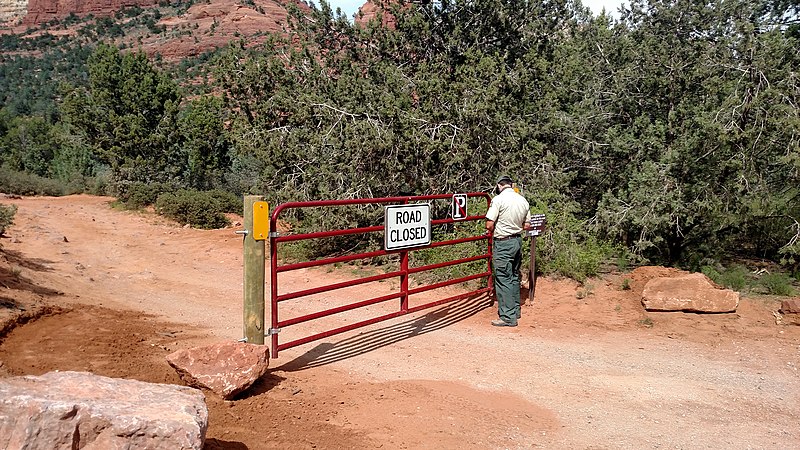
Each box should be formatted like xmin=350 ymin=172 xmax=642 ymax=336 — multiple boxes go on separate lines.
xmin=641 ymin=273 xmax=739 ymax=313
xmin=0 ymin=371 xmax=207 ymax=450
xmin=779 ymin=299 xmax=800 ymax=314
xmin=779 ymin=299 xmax=800 ymax=326
xmin=167 ymin=341 xmax=269 ymax=400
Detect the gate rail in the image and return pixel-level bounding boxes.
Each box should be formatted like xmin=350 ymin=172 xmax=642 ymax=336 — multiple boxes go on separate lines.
xmin=268 ymin=193 xmax=492 ymax=358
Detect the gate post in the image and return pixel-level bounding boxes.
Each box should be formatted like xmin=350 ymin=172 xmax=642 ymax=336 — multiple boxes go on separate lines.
xmin=243 ymin=195 xmax=265 ymax=345
xmin=528 ymin=237 xmax=536 ymax=304
xmin=400 ymin=250 xmax=409 ymax=311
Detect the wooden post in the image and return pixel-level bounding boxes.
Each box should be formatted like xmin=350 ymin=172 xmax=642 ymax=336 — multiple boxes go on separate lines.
xmin=243 ymin=195 xmax=265 ymax=345
xmin=528 ymin=237 xmax=537 ymax=304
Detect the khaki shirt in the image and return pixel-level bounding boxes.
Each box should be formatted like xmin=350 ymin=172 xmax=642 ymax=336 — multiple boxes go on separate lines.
xmin=486 ymin=188 xmax=531 ymax=238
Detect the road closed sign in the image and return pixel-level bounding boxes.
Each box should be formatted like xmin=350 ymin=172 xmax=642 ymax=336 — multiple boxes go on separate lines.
xmin=384 ymin=204 xmax=431 ymax=250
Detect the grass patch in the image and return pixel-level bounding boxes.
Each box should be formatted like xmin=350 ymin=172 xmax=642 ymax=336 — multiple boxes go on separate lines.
xmin=759 ymin=272 xmax=796 ymax=296
xmin=576 ymin=283 xmax=595 ymax=299
xmin=702 ymin=263 xmax=797 ymax=296
xmin=0 ymin=203 xmax=17 ymax=236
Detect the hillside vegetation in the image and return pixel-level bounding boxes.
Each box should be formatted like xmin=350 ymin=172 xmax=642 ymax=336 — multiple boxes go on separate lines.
xmin=0 ymin=0 xmax=798 ymax=283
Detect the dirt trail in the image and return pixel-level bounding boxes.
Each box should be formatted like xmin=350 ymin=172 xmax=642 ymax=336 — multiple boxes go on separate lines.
xmin=1 ymin=195 xmax=798 ymax=449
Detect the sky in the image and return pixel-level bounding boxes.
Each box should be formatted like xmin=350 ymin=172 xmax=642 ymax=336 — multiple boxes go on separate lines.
xmin=315 ymin=0 xmax=627 ymax=20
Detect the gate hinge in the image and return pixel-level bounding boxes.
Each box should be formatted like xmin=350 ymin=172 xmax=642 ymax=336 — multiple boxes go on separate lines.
xmin=268 ymin=231 xmax=280 ymax=238
xmin=266 ymin=327 xmax=281 ymax=336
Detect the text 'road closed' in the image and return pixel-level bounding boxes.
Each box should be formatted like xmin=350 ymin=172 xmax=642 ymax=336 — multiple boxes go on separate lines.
xmin=384 ymin=204 xmax=431 ymax=250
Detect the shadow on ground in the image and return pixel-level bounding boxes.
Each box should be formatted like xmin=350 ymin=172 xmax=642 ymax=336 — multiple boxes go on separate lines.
xmin=0 ymin=248 xmax=61 ymax=297
xmin=277 ymin=293 xmax=492 ymax=371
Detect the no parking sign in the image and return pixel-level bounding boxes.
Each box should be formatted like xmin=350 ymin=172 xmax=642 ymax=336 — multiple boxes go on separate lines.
xmin=452 ymin=194 xmax=467 ymax=220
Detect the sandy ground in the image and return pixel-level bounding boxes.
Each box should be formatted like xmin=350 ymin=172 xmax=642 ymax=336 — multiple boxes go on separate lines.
xmin=0 ymin=194 xmax=799 ymax=449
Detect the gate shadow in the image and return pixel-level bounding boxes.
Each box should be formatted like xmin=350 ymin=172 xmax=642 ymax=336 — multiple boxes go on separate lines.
xmin=276 ymin=293 xmax=492 ymax=371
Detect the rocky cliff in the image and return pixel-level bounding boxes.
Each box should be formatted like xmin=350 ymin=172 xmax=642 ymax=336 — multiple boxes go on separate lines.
xmin=2 ymin=0 xmax=372 ymax=60
xmin=0 ymin=0 xmax=28 ymax=24
xmin=22 ymin=0 xmax=160 ymax=25
xmin=355 ymin=0 xmax=397 ymax=28
xmin=153 ymin=0 xmax=312 ymax=60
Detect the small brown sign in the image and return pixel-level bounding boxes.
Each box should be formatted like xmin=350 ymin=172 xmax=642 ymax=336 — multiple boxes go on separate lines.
xmin=528 ymin=214 xmax=547 ymax=237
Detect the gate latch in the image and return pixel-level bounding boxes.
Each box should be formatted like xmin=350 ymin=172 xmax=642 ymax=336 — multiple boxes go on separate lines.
xmin=266 ymin=327 xmax=281 ymax=336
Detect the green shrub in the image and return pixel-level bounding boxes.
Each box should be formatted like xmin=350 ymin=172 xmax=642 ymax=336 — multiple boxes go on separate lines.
xmin=88 ymin=172 xmax=111 ymax=196
xmin=155 ymin=189 xmax=231 ymax=229
xmin=118 ymin=182 xmax=175 ymax=209
xmin=0 ymin=203 xmax=17 ymax=236
xmin=702 ymin=264 xmax=749 ymax=292
xmin=704 ymin=264 xmax=798 ymax=295
xmin=206 ymin=189 xmax=241 ymax=214
xmin=534 ymin=219 xmax=618 ymax=282
xmin=527 ymin=195 xmax=620 ymax=282
xmin=701 ymin=265 xmax=722 ymax=281
xmin=0 ymin=167 xmax=71 ymax=196
xmin=759 ymin=272 xmax=796 ymax=296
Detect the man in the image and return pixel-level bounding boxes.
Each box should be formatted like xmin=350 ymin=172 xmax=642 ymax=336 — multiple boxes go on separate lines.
xmin=485 ymin=175 xmax=531 ymax=327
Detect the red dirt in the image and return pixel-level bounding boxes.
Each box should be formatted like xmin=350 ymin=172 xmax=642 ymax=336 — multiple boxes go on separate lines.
xmin=1 ymin=194 xmax=798 ymax=449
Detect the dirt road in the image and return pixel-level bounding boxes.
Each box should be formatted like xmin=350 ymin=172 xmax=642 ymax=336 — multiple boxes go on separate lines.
xmin=1 ymin=195 xmax=798 ymax=449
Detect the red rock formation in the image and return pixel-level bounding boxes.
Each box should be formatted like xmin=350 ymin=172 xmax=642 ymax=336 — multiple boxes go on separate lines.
xmin=355 ymin=0 xmax=404 ymax=29
xmin=151 ymin=0 xmax=312 ymax=60
xmin=0 ymin=0 xmax=28 ymax=25
xmin=356 ymin=0 xmax=391 ymax=28
xmin=14 ymin=0 xmax=313 ymax=60
xmin=23 ymin=0 xmax=160 ymax=25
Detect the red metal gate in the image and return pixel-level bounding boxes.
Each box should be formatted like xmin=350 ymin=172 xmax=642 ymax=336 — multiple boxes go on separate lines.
xmin=268 ymin=193 xmax=492 ymax=358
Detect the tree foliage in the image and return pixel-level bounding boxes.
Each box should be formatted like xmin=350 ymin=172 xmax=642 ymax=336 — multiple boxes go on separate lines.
xmin=61 ymin=44 xmax=183 ymax=186
xmin=0 ymin=0 xmax=798 ymax=275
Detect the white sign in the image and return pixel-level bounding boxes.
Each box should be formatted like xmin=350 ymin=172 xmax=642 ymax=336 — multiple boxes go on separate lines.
xmin=385 ymin=204 xmax=431 ymax=250
xmin=452 ymin=194 xmax=467 ymax=220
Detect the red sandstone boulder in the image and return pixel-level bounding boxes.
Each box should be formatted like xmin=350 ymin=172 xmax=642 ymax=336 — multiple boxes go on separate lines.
xmin=779 ymin=298 xmax=800 ymax=314
xmin=641 ymin=272 xmax=739 ymax=313
xmin=167 ymin=341 xmax=270 ymax=400
xmin=0 ymin=371 xmax=208 ymax=450
xmin=779 ymin=298 xmax=800 ymax=325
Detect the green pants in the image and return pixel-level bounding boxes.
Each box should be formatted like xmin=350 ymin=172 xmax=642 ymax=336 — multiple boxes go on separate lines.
xmin=493 ymin=237 xmax=522 ymax=324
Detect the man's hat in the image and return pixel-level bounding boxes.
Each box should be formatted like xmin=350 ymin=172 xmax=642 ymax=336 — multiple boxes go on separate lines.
xmin=496 ymin=175 xmax=513 ymax=185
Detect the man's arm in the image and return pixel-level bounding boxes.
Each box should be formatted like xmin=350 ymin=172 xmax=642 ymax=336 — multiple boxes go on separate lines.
xmin=486 ymin=219 xmax=495 ymax=234
xmin=523 ymin=210 xmax=533 ymax=231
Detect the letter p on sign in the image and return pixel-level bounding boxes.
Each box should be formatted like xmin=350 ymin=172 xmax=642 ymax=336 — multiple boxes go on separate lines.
xmin=452 ymin=194 xmax=467 ymax=221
